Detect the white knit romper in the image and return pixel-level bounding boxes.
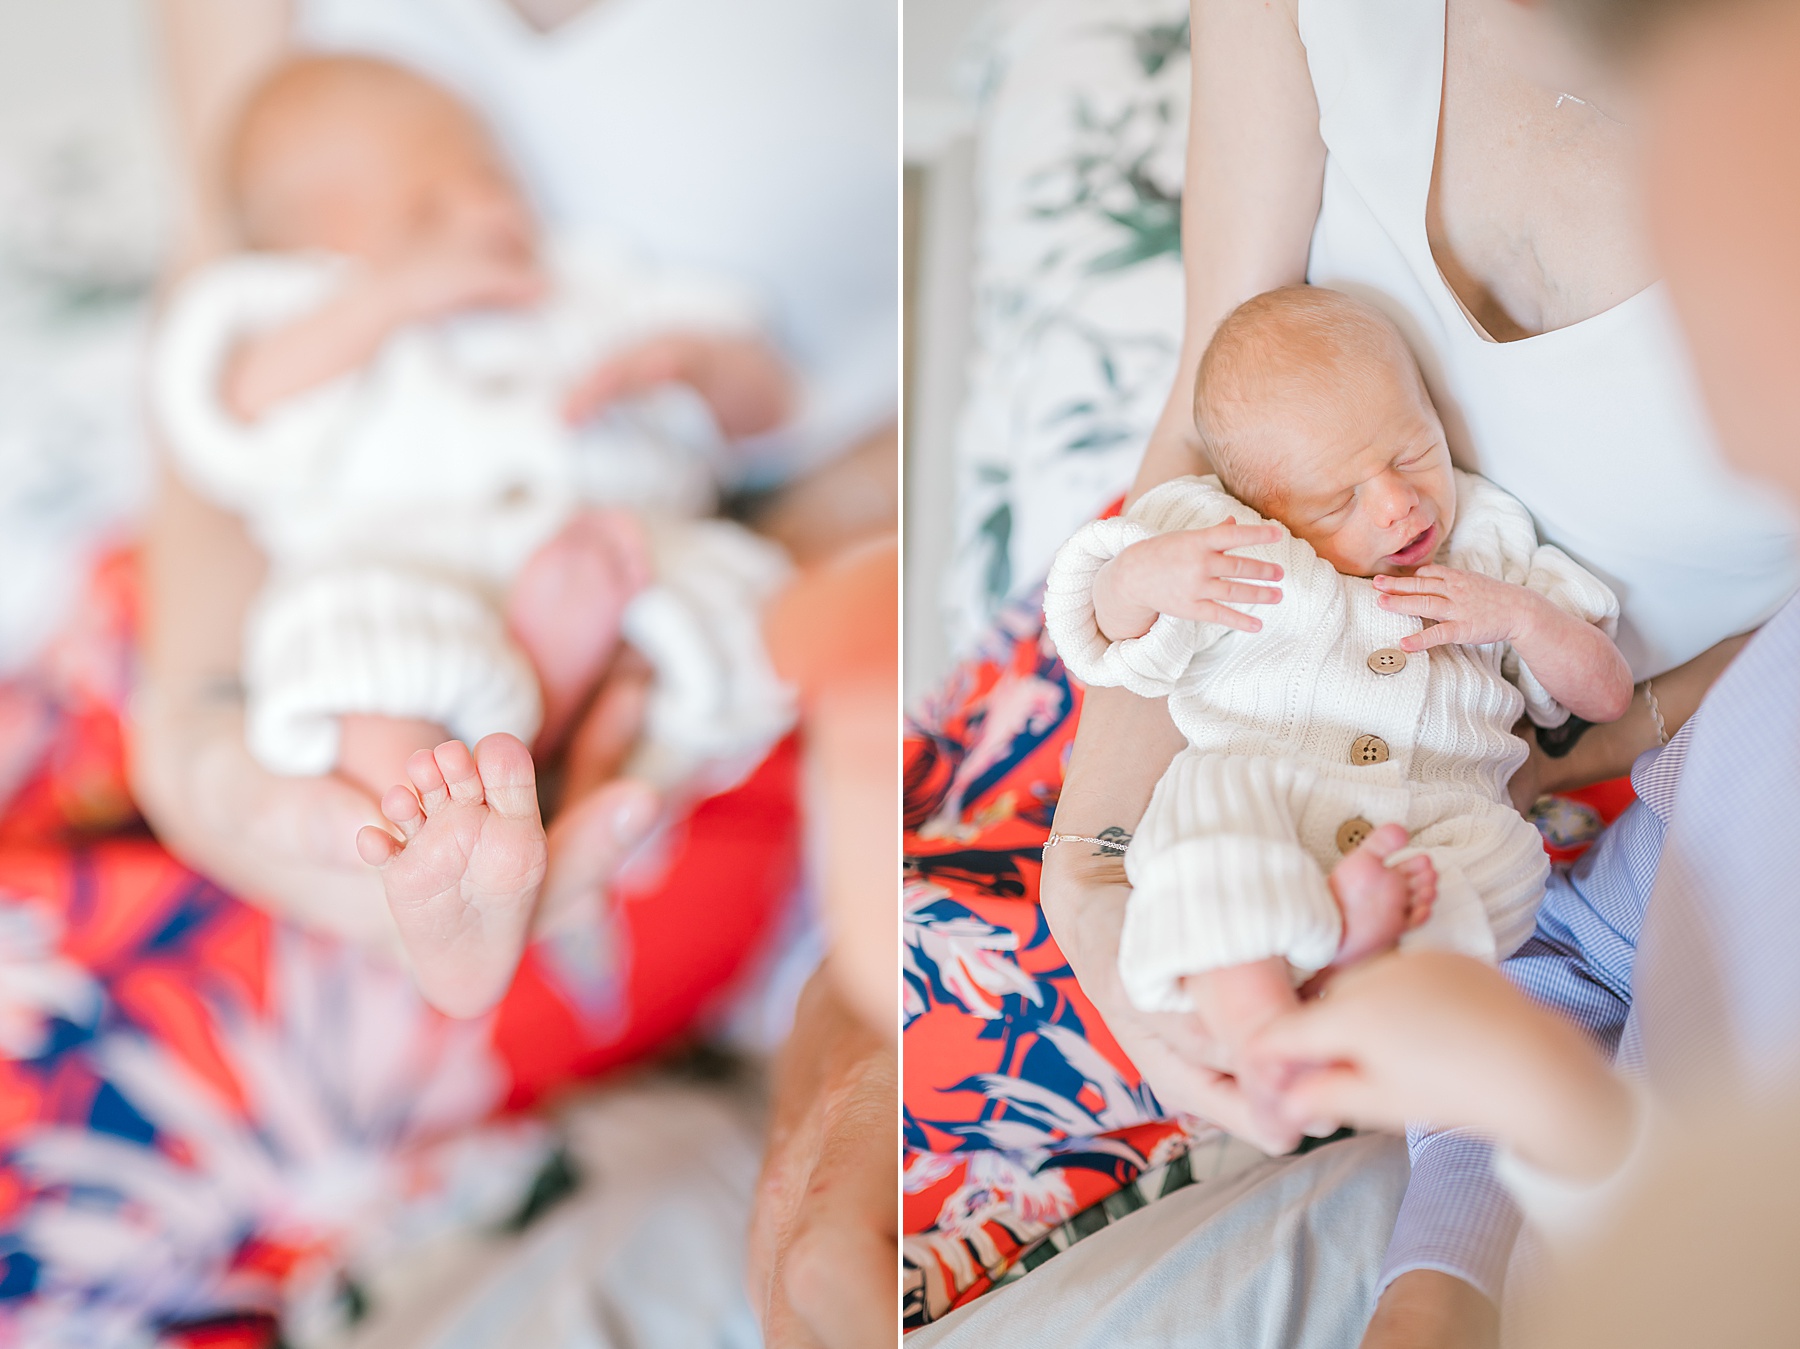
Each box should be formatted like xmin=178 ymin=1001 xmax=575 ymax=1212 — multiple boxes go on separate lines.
xmin=153 ymin=238 xmax=798 ymax=791
xmin=1043 ymin=471 xmax=1619 ymax=1013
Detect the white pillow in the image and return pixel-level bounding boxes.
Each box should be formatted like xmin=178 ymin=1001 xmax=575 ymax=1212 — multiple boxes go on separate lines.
xmin=945 ymin=0 xmax=1190 ymax=654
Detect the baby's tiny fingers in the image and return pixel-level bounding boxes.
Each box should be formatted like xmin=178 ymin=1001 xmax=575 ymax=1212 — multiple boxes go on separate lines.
xmin=1205 ymin=579 xmax=1284 ymax=606
xmin=1372 ymin=573 xmax=1447 ymax=595
xmin=1215 ymin=553 xmax=1284 ymax=583
xmin=1377 ymin=592 xmax=1443 ymax=618
xmin=1202 ymin=523 xmax=1285 ymax=552
xmin=1400 ymin=623 xmax=1462 ymax=653
xmin=1196 ymin=601 xmax=1263 ymax=633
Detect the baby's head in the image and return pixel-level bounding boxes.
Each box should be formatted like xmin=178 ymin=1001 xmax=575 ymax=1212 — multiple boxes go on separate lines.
xmin=1194 ymin=287 xmax=1456 ymax=577
xmin=227 ymin=55 xmax=535 ymax=266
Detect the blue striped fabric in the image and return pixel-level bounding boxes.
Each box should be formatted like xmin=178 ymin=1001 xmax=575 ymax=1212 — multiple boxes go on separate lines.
xmin=1378 ymin=594 xmax=1800 ymax=1302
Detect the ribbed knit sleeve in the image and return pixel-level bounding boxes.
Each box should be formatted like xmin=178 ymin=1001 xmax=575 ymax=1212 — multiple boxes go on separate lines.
xmin=1041 ymin=477 xmax=1255 ymax=698
xmin=1507 ymin=544 xmax=1623 ymax=728
xmin=1120 ymin=752 xmax=1344 ymax=1000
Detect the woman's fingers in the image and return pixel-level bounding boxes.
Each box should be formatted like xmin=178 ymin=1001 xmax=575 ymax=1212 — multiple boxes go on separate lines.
xmin=1270 ymin=1064 xmax=1386 ymax=1132
xmin=234 ymin=754 xmax=382 ymax=870
xmin=782 ymin=1057 xmax=898 ymax=1349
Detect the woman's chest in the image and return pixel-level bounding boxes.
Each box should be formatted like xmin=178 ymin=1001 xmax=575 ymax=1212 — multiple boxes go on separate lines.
xmin=1427 ymin=13 xmax=1653 ymax=339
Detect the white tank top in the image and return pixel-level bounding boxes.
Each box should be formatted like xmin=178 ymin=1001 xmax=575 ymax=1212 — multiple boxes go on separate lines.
xmin=1298 ymin=0 xmax=1799 ymax=678
xmin=293 ymin=0 xmax=897 ymax=479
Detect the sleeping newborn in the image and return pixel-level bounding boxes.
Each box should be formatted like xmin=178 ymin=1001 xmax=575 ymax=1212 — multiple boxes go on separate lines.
xmin=1044 ymin=286 xmax=1634 ymax=1013
xmin=153 ymin=54 xmax=797 ymax=809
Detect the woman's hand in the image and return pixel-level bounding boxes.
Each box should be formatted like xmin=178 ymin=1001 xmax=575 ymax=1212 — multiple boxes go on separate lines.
xmin=748 ymin=971 xmax=895 ymax=1349
xmin=1038 ymin=817 xmax=1307 ymax=1155
xmin=1248 ymin=952 xmax=1636 ymax=1183
xmin=1093 ymin=523 xmax=1286 ymax=641
xmin=1360 ymin=1271 xmax=1500 ymax=1349
xmin=564 ymin=332 xmax=796 ymax=441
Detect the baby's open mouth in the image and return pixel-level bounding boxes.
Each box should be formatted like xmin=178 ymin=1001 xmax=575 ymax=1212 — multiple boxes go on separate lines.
xmin=1385 ymin=523 xmax=1438 ymax=568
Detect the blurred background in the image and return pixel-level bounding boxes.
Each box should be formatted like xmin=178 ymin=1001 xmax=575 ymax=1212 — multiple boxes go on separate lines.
xmin=0 ymin=0 xmax=169 ymax=700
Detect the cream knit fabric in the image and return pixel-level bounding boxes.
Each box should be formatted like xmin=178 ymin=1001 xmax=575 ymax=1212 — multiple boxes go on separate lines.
xmin=1043 ymin=472 xmax=1620 ymax=1011
xmin=155 ymin=237 xmax=795 ymax=786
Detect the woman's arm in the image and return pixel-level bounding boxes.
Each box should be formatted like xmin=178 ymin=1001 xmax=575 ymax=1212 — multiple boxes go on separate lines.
xmin=1127 ymin=0 xmax=1327 ymax=501
xmin=1042 ymin=0 xmax=1329 ymax=1118
xmin=154 ymin=0 xmax=292 ymax=265
xmin=131 ymin=471 xmax=406 ymax=945
xmin=1512 ymin=631 xmax=1752 ymax=806
xmin=134 ymin=2 xmax=416 ymax=944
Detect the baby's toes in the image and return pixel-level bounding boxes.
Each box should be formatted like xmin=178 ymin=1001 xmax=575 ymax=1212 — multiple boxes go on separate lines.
xmin=356 ymin=823 xmax=402 ymax=867
xmin=1360 ymin=822 xmax=1411 ymax=862
xmin=473 ymin=733 xmax=540 ymax=821
xmin=431 ymin=740 xmax=486 ymax=806
xmin=382 ymin=783 xmax=426 ymax=838
xmin=406 ymin=747 xmax=452 ymax=812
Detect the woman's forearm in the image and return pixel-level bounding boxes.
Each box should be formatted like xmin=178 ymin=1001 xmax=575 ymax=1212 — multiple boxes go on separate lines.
xmin=133 ymin=469 xmax=401 ymax=947
xmin=1124 ymin=0 xmax=1327 ymax=508
xmin=1040 ymin=685 xmax=1186 ymax=979
xmin=1537 ymin=630 xmax=1752 ymax=792
xmin=155 ymin=0 xmax=293 ymax=265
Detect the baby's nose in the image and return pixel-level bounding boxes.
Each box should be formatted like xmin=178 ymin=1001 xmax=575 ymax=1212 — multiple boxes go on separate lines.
xmin=1370 ymin=472 xmax=1418 ymax=526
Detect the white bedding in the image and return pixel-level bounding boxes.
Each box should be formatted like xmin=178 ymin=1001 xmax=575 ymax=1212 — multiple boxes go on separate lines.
xmin=0 ymin=0 xmax=171 ymax=675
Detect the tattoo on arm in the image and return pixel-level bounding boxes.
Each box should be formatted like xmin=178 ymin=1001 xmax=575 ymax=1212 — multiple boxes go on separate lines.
xmin=1094 ymin=826 xmax=1132 ymax=855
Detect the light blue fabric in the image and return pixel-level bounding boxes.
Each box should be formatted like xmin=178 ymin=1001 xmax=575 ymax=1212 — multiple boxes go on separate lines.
xmin=1383 ymin=594 xmax=1800 ymax=1302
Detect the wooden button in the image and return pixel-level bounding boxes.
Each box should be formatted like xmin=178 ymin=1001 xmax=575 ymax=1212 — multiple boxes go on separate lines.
xmin=1351 ymin=734 xmax=1390 ymax=765
xmin=1336 ymin=817 xmax=1375 ymax=854
xmin=1368 ymin=648 xmax=1407 ymax=675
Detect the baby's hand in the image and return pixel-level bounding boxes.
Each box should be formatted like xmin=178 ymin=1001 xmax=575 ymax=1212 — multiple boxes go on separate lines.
xmin=1093 ymin=523 xmax=1285 ymax=642
xmin=376 ymin=233 xmax=546 ymax=326
xmin=564 ymin=332 xmax=796 ymax=440
xmin=1373 ymin=565 xmax=1549 ymax=653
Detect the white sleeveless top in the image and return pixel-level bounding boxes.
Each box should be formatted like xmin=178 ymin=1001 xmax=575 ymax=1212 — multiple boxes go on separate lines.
xmin=1298 ymin=0 xmax=1799 ymax=678
xmin=293 ymin=0 xmax=897 ymax=481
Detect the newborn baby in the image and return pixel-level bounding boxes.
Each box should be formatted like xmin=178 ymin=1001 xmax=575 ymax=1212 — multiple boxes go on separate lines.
xmin=1044 ymin=286 xmax=1633 ymax=1016
xmin=154 ymin=55 xmax=797 ymax=802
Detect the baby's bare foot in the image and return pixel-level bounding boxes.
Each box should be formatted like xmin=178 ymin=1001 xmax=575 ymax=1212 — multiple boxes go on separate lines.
xmin=1326 ymin=824 xmax=1437 ymax=970
xmin=508 ymin=509 xmax=651 ymax=752
xmin=356 ymin=734 xmax=547 ymax=1018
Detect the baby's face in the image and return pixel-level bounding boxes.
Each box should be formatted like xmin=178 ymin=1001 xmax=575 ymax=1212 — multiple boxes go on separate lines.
xmin=1262 ymin=363 xmax=1457 ymax=578
xmin=242 ymin=80 xmax=537 ymax=268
